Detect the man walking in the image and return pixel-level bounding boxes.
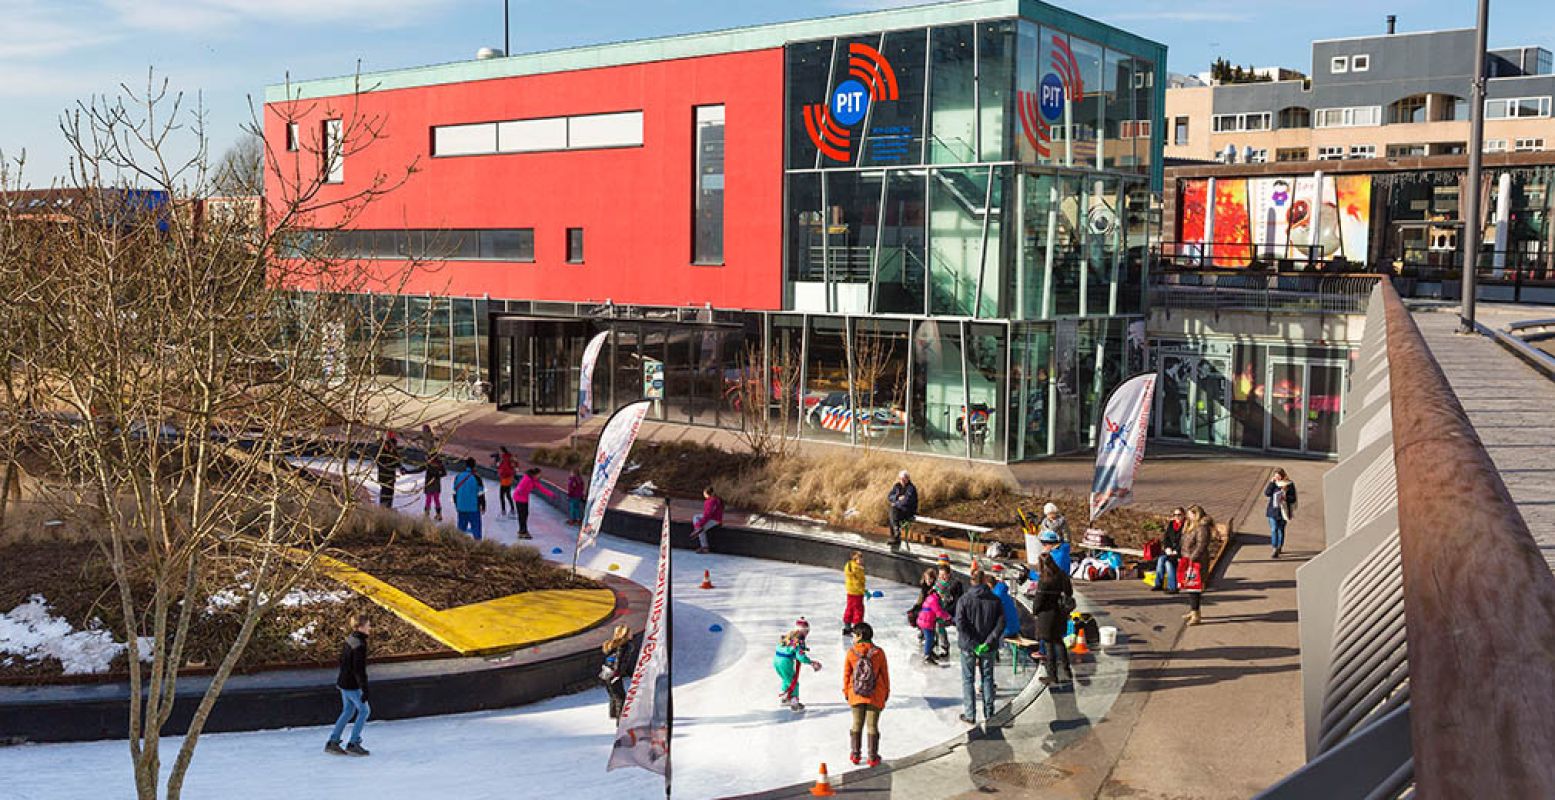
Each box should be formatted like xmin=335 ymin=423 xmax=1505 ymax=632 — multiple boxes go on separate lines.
xmin=452 ymin=458 xmax=485 ymax=540
xmin=953 ymin=569 xmax=1005 ymax=726
xmin=325 ymin=614 xmax=373 ymax=757
xmin=887 ymin=470 xmax=918 ymax=552
xmin=1265 ymin=468 xmax=1297 ymax=558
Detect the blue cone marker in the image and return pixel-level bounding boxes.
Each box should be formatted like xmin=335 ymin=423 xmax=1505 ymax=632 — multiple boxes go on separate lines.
xmin=872 ymin=590 xmax=884 ymax=598
xmin=708 ymin=624 xmax=723 ymax=633
xmin=551 ymin=547 xmax=563 ymax=555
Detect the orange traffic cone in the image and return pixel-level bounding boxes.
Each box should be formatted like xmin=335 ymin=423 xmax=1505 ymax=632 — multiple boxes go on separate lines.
xmin=809 ymin=762 xmax=837 ymax=797
xmin=1071 ymin=630 xmax=1091 ymax=657
xmin=699 ymin=569 xmax=715 ymax=590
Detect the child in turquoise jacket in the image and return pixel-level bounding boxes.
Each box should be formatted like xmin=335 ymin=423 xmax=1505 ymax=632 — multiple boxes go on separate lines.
xmin=773 ymin=618 xmax=823 ymax=711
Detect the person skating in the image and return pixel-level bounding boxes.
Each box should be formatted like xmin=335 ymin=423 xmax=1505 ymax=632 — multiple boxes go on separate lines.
xmin=915 ymin=587 xmax=952 ymax=665
xmin=1032 ymin=531 xmax=1075 ymax=686
xmin=842 ymin=622 xmax=890 ymax=768
xmin=495 ymin=447 xmax=517 ymax=518
xmin=451 ymin=458 xmax=485 ymax=540
xmin=325 ymin=614 xmax=373 ymax=757
xmin=774 ymin=618 xmax=822 ymax=711
xmin=954 ymin=569 xmax=1005 ymax=726
xmin=512 ymin=467 xmax=554 ymax=539
xmin=842 ymin=551 xmax=867 ymax=636
xmin=566 ymin=468 xmax=587 ymax=525
xmin=931 ymin=564 xmax=963 ymax=660
xmin=1181 ymin=505 xmax=1214 ymax=625
xmin=374 ymin=432 xmax=401 ymax=509
xmin=1264 ymin=468 xmax=1297 ymax=558
xmin=886 ymin=471 xmax=918 ymax=552
xmin=600 ymin=624 xmax=635 ymax=720
xmin=421 ymin=453 xmax=447 ymax=522
xmin=690 ymin=487 xmax=724 ymax=554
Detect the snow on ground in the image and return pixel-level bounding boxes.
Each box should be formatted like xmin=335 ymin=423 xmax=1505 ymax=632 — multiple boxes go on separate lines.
xmin=0 ymin=595 xmax=152 ymax=676
xmin=0 ymin=463 xmax=1026 ymax=799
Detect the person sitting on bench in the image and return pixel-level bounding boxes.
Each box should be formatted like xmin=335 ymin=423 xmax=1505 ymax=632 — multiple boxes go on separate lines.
xmin=887 ymin=471 xmax=918 ymax=552
xmin=691 ymin=486 xmax=724 ymax=554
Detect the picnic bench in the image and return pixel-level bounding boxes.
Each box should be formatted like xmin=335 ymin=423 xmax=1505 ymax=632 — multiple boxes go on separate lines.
xmin=901 ymin=515 xmax=993 ymax=554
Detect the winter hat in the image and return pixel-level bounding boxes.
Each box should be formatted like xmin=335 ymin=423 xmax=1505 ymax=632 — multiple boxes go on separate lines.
xmin=1043 ymin=502 xmax=1059 ymax=515
xmin=936 ymin=553 xmax=951 ymax=566
xmin=1038 ymin=530 xmax=1062 ymax=544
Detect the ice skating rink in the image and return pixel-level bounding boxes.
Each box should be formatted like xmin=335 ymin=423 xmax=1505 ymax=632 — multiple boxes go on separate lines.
xmin=0 ymin=468 xmax=1031 ymax=800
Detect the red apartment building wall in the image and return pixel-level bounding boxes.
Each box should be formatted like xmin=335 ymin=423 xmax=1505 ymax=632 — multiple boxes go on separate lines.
xmin=264 ymin=48 xmax=785 ymax=310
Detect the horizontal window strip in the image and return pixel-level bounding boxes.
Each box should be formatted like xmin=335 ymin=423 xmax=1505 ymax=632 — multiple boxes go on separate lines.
xmin=279 ymin=229 xmax=536 ymax=262
xmin=432 ymin=111 xmax=643 ymax=157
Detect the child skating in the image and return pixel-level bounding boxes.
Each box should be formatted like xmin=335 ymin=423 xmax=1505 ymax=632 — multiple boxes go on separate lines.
xmin=915 ymin=590 xmax=952 ymax=666
xmin=842 ymin=551 xmax=866 ymax=636
xmin=773 ymin=618 xmax=823 ymax=711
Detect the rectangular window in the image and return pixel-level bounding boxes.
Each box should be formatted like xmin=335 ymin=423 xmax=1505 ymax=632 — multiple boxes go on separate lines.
xmin=692 ymin=105 xmax=725 ymax=265
xmin=567 ymin=228 xmax=584 ymax=263
xmin=1331 ymin=56 xmax=1349 ymax=73
xmin=322 ymin=119 xmax=343 ymax=184
xmin=1351 ymin=54 xmax=1370 ymax=72
xmin=1173 ymin=116 xmax=1190 ymax=145
xmin=1246 ymin=148 xmax=1269 ymax=163
xmin=1119 ymin=120 xmax=1151 ymax=138
xmin=1211 ymin=112 xmax=1273 ymax=133
xmin=567 ymin=111 xmax=643 ymax=149
xmin=1348 ymin=144 xmax=1376 ymax=159
xmin=1316 ymin=146 xmax=1345 ymax=161
xmin=1515 ymin=137 xmax=1546 ymax=152
xmin=497 ymin=118 xmax=567 ymax=153
xmin=433 ymin=122 xmax=498 ymax=157
xmin=1315 ymin=106 xmax=1382 ymax=128
xmin=1485 ymin=139 xmax=1508 ymax=153
xmin=1387 ymin=143 xmax=1428 ymax=157
xmin=479 ymin=229 xmax=535 ymax=261
xmin=1486 ymin=96 xmax=1552 ymax=119
xmin=1276 ymin=147 xmax=1309 ymax=162
xmin=285 ymin=122 xmax=299 ymax=152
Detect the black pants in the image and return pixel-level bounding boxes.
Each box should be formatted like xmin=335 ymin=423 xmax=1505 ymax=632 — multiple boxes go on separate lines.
xmin=1188 ymin=592 xmax=1203 ymax=612
xmin=889 ymin=508 xmax=913 ymax=545
xmin=500 ymin=486 xmax=514 ymax=515
xmin=378 ymin=472 xmax=395 ymax=508
xmin=607 ymin=679 xmax=626 ymax=719
xmin=1040 ymin=637 xmax=1072 ymax=679
xmin=516 ymin=501 xmax=530 ymax=534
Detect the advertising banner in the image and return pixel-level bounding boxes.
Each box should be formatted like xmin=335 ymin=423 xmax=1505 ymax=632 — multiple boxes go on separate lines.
xmin=576 ymin=400 xmax=652 ymax=555
xmin=1089 ymin=374 xmax=1157 ymax=521
xmin=607 ymin=508 xmax=673 ymax=783
xmin=577 ymin=331 xmax=609 ymax=423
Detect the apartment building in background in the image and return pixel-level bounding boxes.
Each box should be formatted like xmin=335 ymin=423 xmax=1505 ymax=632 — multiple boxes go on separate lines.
xmin=1165 ymin=24 xmax=1555 ymax=165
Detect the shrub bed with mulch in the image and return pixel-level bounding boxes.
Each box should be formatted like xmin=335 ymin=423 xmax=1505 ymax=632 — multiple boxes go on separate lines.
xmin=0 ymin=510 xmax=597 ymax=684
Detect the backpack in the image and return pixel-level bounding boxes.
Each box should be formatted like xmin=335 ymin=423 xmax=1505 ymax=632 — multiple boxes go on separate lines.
xmin=850 ymin=646 xmax=880 ymax=697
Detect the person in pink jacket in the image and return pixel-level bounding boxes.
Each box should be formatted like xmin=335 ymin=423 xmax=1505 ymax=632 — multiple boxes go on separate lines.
xmin=690 ymin=487 xmax=724 ymax=554
xmin=512 ymin=468 xmax=554 ymax=539
xmin=916 ymin=591 xmax=953 ymax=666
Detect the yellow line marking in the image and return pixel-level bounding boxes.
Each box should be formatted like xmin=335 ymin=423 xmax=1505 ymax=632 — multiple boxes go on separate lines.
xmin=309 ymin=552 xmax=615 ymax=655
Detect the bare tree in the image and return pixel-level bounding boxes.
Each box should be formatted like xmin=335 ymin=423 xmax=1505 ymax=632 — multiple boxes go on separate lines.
xmin=733 ymin=342 xmax=801 ymax=460
xmin=847 ymin=324 xmax=902 ymax=451
xmin=0 ymin=72 xmax=426 ymax=800
xmin=213 ymin=130 xmax=264 ymax=197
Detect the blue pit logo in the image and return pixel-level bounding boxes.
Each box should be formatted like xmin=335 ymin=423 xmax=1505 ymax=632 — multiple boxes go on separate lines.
xmin=831 ymin=79 xmax=871 ymax=127
xmin=1039 ymin=73 xmax=1066 ymax=122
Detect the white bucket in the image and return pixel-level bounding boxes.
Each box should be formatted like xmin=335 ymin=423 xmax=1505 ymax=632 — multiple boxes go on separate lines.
xmin=1099 ymin=626 xmax=1119 ymax=647
xmin=1024 ymin=532 xmax=1041 ymax=565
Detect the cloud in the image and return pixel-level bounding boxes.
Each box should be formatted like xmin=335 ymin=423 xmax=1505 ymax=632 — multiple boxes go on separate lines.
xmin=101 ymin=0 xmax=457 ymax=34
xmin=0 ymin=0 xmax=120 ymax=59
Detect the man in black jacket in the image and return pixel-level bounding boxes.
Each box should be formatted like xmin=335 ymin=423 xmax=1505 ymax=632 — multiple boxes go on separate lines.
xmin=326 ymin=614 xmax=373 ymax=756
xmin=887 ymin=470 xmax=918 ymax=552
xmin=953 ymin=570 xmax=1005 ymax=725
xmin=375 ymin=432 xmax=401 ymax=509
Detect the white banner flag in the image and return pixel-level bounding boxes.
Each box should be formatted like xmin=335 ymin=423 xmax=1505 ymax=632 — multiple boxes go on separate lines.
xmin=577 ymin=331 xmax=609 ymax=423
xmin=1089 ymin=374 xmax=1157 ymax=522
xmin=577 ymin=400 xmax=652 ymax=554
xmin=607 ymin=507 xmax=673 ymax=780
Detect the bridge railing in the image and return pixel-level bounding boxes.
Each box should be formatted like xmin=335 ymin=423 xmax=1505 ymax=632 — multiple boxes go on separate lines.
xmin=1261 ymin=280 xmax=1555 ymax=799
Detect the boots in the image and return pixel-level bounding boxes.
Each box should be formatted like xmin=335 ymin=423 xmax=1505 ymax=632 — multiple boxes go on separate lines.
xmin=867 ymin=733 xmax=881 ymax=767
xmin=1186 ymin=610 xmax=1202 ymax=626
xmin=849 ymin=730 xmax=862 ymax=765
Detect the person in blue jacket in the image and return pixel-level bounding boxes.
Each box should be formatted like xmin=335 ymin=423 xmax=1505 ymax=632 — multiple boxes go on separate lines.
xmin=451 ymin=458 xmax=485 ymax=540
xmin=990 ymin=568 xmax=1022 ymax=652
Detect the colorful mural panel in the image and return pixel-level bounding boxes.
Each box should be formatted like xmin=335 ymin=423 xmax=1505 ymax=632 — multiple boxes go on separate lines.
xmin=1178 ymin=174 xmax=1373 ymax=268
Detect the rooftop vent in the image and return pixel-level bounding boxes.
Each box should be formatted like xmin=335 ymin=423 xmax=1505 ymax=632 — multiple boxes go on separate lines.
xmin=1387 ymin=15 xmax=1397 ymax=34
xmin=476 ymin=47 xmax=505 ymax=60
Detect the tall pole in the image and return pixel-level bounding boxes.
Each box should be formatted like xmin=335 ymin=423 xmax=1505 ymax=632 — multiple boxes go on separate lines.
xmin=1460 ymin=0 xmax=1490 ymax=333
xmin=503 ymin=0 xmax=510 ymax=56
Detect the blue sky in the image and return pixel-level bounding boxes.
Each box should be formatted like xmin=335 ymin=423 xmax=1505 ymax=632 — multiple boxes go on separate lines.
xmin=3 ymin=0 xmax=1551 ymax=186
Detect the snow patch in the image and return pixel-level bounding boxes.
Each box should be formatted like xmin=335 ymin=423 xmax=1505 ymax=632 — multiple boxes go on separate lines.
xmin=628 ymin=481 xmax=658 ymax=497
xmin=288 ymin=621 xmax=319 ymax=647
xmin=623 ymin=460 xmax=642 ymax=473
xmin=0 ymin=595 xmax=152 ymax=675
xmin=206 ymin=585 xmax=351 ymax=614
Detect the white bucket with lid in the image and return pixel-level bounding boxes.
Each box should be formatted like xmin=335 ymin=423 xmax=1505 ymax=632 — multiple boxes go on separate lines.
xmin=1099 ymin=626 xmax=1119 ymax=647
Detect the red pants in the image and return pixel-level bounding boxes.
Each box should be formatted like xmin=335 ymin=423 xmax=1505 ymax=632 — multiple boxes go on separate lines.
xmin=844 ymin=594 xmax=865 ymax=625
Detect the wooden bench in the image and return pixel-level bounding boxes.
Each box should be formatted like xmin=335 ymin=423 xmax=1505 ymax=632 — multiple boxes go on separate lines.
xmin=901 ymin=515 xmax=993 ymax=554
xmin=1003 ymin=635 xmax=1041 ymax=674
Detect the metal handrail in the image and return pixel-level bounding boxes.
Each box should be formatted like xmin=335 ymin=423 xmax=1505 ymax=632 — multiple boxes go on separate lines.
xmin=1383 ymin=280 xmax=1555 ymax=795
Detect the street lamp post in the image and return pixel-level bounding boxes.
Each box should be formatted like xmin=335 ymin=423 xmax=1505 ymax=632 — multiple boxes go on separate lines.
xmin=1460 ymin=0 xmax=1490 ymax=333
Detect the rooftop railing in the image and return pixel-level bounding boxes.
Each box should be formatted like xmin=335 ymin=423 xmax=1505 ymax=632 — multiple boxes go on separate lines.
xmin=1261 ymin=280 xmax=1555 ymax=798
xmin=1148 ymin=271 xmax=1378 ymax=315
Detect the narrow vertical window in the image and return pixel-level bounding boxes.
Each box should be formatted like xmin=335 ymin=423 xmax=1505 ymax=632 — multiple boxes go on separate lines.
xmin=567 ymin=228 xmax=584 ymax=263
xmin=322 ymin=119 xmax=344 ymax=184
xmin=693 ymin=105 xmax=725 ymax=264
xmin=286 ymin=122 xmax=300 ymax=152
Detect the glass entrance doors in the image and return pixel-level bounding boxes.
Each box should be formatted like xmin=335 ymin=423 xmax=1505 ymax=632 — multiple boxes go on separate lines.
xmin=1267 ymin=359 xmax=1344 ymax=453
xmin=1157 ymin=351 xmax=1231 ymax=446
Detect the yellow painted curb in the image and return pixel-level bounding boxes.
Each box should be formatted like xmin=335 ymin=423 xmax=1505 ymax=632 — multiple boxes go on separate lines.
xmin=308 ymin=553 xmax=616 ymax=655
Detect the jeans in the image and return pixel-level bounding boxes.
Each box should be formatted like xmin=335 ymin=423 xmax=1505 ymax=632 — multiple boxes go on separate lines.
xmin=568 ymin=497 xmax=584 ymax=521
xmin=1154 ymin=554 xmax=1178 ymax=591
xmin=1268 ymin=515 xmax=1287 ymax=552
xmin=456 ymin=510 xmax=482 ymax=539
xmin=691 ymin=514 xmax=717 ymax=549
xmin=329 ymin=688 xmax=370 ymax=745
xmin=920 ymin=627 xmax=937 ymax=658
xmin=960 ymin=648 xmax=996 ymax=720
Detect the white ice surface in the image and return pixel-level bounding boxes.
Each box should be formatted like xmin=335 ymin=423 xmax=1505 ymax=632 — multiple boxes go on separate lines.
xmin=0 ymin=464 xmax=1025 ymax=800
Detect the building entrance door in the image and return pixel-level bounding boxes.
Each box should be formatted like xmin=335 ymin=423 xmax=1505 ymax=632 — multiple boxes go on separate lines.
xmin=1156 ymin=351 xmax=1231 ymax=446
xmin=493 ymin=316 xmax=592 ymax=414
xmin=1266 ymin=358 xmax=1345 ymax=453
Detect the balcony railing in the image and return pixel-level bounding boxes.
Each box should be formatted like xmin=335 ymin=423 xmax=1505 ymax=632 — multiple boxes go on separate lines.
xmin=1148 ymin=271 xmax=1378 ymax=314
xmin=1259 ymin=281 xmax=1555 ymax=798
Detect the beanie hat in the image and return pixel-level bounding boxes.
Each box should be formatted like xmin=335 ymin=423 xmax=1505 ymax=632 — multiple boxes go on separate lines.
xmin=794 ymin=617 xmax=810 ymax=629
xmin=1043 ymin=502 xmax=1059 ymax=515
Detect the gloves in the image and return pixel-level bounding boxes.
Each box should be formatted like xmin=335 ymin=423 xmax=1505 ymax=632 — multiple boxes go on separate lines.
xmin=810 ymin=660 xmax=823 ymax=672
xmin=973 ymin=643 xmax=990 ymax=657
